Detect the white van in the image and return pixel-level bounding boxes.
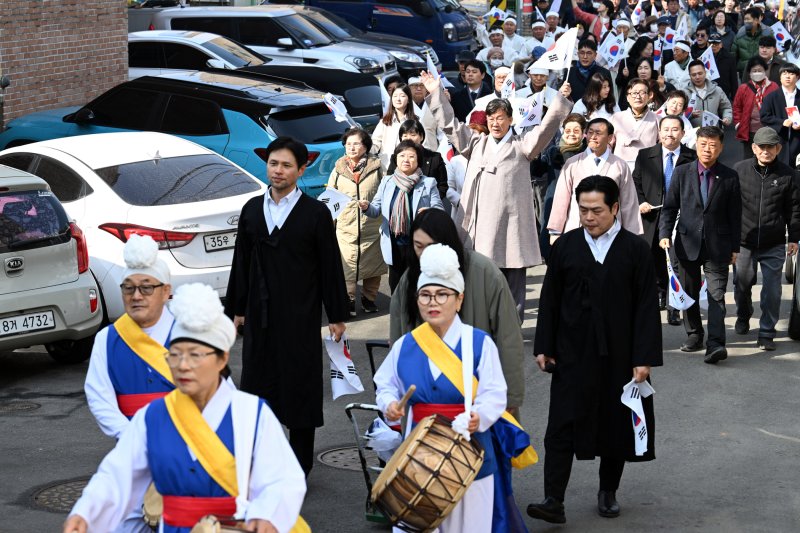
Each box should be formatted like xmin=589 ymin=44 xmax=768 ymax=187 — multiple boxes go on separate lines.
xmin=150 ymin=6 xmax=399 ymax=78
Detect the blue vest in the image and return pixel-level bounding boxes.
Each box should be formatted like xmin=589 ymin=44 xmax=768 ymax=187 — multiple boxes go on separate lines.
xmin=144 ymin=398 xmax=264 ymax=533
xmin=397 ymin=328 xmax=496 ymax=479
xmin=107 ymin=324 xmax=175 ymax=402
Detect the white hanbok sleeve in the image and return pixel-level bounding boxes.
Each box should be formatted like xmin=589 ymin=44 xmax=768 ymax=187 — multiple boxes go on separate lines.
xmin=69 ymin=407 xmax=153 ymax=531
xmin=245 ymin=403 xmax=307 ymax=533
xmin=373 ymin=337 xmax=405 ymax=420
xmin=472 ymin=335 xmax=508 ymax=433
xmin=84 ymin=327 xmax=130 ymax=439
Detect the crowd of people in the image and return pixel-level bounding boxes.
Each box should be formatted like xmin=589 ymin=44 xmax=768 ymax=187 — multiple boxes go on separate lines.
xmin=63 ymin=1 xmax=800 ymax=532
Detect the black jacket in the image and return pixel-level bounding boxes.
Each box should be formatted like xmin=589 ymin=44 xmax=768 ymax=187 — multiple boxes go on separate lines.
xmin=732 ymin=158 xmax=800 ymax=249
xmin=760 ymin=89 xmax=800 ymax=168
xmin=660 ymin=161 xmax=742 ymax=263
xmin=450 ymin=84 xmax=493 ymax=122
xmin=568 ymin=61 xmax=612 ymax=103
xmin=714 ymin=48 xmax=739 ymax=101
xmin=633 ymin=144 xmax=697 ymax=246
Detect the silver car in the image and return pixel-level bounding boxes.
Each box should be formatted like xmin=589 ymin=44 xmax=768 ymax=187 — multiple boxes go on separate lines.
xmin=0 ymin=165 xmax=103 ymax=363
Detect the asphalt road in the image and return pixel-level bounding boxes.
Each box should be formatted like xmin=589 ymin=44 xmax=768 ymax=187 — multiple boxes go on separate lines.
xmin=1 ymin=131 xmax=799 ymax=532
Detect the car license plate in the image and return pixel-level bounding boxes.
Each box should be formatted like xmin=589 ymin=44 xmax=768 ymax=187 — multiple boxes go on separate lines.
xmin=203 ymin=231 xmax=237 ymax=253
xmin=0 ymin=311 xmax=56 ymax=338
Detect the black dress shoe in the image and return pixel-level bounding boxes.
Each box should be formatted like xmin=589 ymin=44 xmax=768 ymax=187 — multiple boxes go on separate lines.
xmin=526 ymin=496 xmax=566 ymax=524
xmin=681 ymin=337 xmax=704 ymax=352
xmin=757 ymin=337 xmax=776 ymax=351
xmin=658 ymin=293 xmax=667 ymax=310
xmin=348 ymin=299 xmax=356 ymax=317
xmin=735 ymin=318 xmax=750 ymax=335
xmin=597 ymin=490 xmax=620 ymax=518
xmin=704 ymin=346 xmax=728 ymax=364
xmin=361 ymin=296 xmax=378 ymax=314
xmin=667 ymin=309 xmax=681 ymax=326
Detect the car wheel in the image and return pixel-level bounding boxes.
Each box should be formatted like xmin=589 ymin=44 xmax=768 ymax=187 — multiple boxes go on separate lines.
xmin=45 ymin=335 xmax=94 ymax=364
xmin=788 ymin=279 xmax=800 ymax=341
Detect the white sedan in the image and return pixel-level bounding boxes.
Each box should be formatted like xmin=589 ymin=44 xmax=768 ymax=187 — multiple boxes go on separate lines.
xmin=0 ymin=132 xmax=266 ymax=320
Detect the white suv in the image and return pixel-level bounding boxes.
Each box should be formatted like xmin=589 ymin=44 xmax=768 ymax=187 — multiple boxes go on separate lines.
xmin=151 ymin=5 xmax=399 ymax=78
xmin=0 ymin=166 xmax=103 ymax=363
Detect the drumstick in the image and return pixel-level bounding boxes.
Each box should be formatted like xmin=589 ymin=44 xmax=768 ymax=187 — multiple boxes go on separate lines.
xmin=397 ymin=385 xmax=416 ymax=411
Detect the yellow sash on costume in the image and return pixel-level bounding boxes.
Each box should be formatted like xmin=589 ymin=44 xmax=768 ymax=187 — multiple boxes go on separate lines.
xmin=114 ymin=314 xmax=175 ymax=386
xmin=410 ymin=323 xmax=539 ymax=469
xmin=164 ymin=390 xmax=312 ymax=532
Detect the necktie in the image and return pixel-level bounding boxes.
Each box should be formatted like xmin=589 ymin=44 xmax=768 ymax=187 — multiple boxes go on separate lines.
xmin=700 ymin=169 xmax=709 ymax=207
xmin=470 ymin=91 xmax=478 ymax=104
xmin=595 ymin=157 xmax=601 ymax=167
xmin=665 ymin=152 xmax=674 ymax=193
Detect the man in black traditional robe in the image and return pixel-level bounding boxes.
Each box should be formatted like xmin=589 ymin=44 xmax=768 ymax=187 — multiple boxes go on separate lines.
xmin=527 ymin=176 xmax=663 ymax=523
xmin=225 ymin=137 xmax=349 ymax=476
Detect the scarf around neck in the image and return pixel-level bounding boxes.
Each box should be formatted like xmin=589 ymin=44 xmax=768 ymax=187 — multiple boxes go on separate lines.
xmin=390 ymin=168 xmax=422 ymax=237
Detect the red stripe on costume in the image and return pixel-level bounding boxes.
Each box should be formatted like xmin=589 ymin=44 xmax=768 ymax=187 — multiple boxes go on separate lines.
xmin=116 ymin=392 xmax=169 ymax=417
xmin=412 ymin=403 xmax=463 ymax=423
xmin=162 ymin=495 xmax=237 ymax=527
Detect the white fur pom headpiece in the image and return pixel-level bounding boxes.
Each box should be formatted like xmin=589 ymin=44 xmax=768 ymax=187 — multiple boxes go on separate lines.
xmin=169 ymin=283 xmax=235 ymax=352
xmin=417 ymin=243 xmax=465 ymax=293
xmin=121 ymin=234 xmax=171 ymax=284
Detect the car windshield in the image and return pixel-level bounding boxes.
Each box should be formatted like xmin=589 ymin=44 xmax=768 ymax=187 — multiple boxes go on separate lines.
xmin=429 ymin=0 xmax=462 ymax=10
xmin=301 ymin=10 xmax=361 ymax=40
xmin=266 ymin=104 xmax=349 ymax=144
xmin=201 ymin=36 xmax=266 ymax=67
xmin=93 ymin=154 xmax=261 ymax=206
xmin=0 ymin=191 xmax=70 ymax=253
xmin=277 ymin=14 xmax=333 ymax=47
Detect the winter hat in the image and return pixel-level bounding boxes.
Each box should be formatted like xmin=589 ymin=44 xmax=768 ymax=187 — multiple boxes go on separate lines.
xmin=469 ymin=110 xmax=488 ymax=127
xmin=417 ymin=244 xmax=465 ymax=293
xmin=169 ymin=283 xmax=236 ymax=352
xmin=121 ymin=234 xmax=171 ymax=284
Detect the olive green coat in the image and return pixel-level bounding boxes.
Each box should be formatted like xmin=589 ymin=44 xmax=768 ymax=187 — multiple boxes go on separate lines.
xmin=329 ymin=156 xmax=387 ymax=282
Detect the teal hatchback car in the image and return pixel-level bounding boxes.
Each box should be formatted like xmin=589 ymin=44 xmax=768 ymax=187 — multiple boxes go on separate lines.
xmin=0 ymin=71 xmax=348 ymax=197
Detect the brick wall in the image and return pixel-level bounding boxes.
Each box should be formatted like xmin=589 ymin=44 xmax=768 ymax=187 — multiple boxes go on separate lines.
xmin=0 ymin=0 xmax=127 ymax=122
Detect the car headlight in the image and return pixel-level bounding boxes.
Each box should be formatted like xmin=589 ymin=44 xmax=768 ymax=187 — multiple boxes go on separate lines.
xmin=344 ymin=56 xmax=382 ymax=73
xmin=388 ymin=50 xmax=423 ymax=63
xmin=444 ymin=22 xmax=456 ymax=42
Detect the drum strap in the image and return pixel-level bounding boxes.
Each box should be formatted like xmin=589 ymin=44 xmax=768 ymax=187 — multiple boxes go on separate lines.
xmin=164 ymin=389 xmax=239 ymax=497
xmin=410 ymin=323 xmax=539 ymax=469
xmin=114 ymin=314 xmax=175 ymax=386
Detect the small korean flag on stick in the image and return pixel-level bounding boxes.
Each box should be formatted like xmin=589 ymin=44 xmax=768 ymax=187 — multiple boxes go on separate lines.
xmin=427 ymin=51 xmax=454 ymax=88
xmin=518 ymin=92 xmax=544 ymax=128
xmin=326 ymin=333 xmax=364 ymax=400
xmin=698 ymin=47 xmax=720 ymax=80
xmin=772 ymin=21 xmax=790 ymax=52
xmin=621 ymin=378 xmax=655 ymax=456
xmin=500 ymin=75 xmax=515 ymax=99
xmin=667 ymin=259 xmax=695 ymax=310
xmin=323 ymin=93 xmax=359 ymax=128
xmin=317 ymin=187 xmax=352 ymax=219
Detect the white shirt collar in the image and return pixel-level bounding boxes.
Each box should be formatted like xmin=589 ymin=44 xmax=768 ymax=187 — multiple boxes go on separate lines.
xmin=584 ymin=146 xmax=611 ymax=166
xmin=263 ymin=186 xmax=302 ymax=232
xmin=583 ymin=217 xmax=621 ymax=264
xmin=442 ymin=315 xmax=464 ymax=349
xmin=141 ymin=307 xmax=174 ymax=346
xmin=783 ymin=86 xmax=797 ymax=97
xmin=662 ymin=144 xmax=681 ymax=160
xmin=489 ymin=127 xmax=514 ymax=153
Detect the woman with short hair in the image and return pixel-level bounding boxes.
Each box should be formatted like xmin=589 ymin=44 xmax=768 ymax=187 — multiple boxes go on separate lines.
xmin=329 ymin=127 xmax=386 ymax=315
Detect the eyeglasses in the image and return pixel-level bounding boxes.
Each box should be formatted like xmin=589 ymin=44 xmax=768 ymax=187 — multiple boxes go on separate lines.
xmin=417 ymin=291 xmax=457 ymax=305
xmin=120 ymin=283 xmax=165 ymax=296
xmin=164 ymin=350 xmax=216 ymax=368
xmin=345 ymin=142 xmax=363 ymax=148
xmin=627 ymin=90 xmax=648 ymax=98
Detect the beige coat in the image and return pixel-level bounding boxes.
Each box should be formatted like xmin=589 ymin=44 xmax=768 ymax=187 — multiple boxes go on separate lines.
xmin=428 ymin=87 xmax=572 ymax=269
xmin=610 ymin=109 xmax=660 ymax=165
xmin=329 ymin=156 xmax=387 ymax=282
xmin=547 ymin=150 xmax=643 ymax=234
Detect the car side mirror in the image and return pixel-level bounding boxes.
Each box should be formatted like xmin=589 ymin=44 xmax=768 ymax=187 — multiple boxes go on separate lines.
xmin=73 ymin=108 xmax=95 ymax=123
xmin=276 ymin=37 xmax=294 ymax=48
xmin=418 ymin=1 xmax=435 ymax=17
xmin=206 ymin=59 xmax=227 ymax=70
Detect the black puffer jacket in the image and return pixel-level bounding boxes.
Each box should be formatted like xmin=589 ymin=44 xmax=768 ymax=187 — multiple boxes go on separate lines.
xmin=733 ymin=158 xmax=800 ymax=250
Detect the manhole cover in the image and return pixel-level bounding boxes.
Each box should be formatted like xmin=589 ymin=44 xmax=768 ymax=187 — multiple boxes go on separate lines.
xmin=30 ymin=477 xmax=90 ymax=513
xmin=0 ymin=401 xmax=41 ymax=413
xmin=318 ymin=446 xmax=376 ymax=471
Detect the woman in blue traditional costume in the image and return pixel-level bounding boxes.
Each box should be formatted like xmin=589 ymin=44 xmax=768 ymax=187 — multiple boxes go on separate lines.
xmin=374 ymin=244 xmax=536 ymax=532
xmin=64 ymin=283 xmax=307 ymax=533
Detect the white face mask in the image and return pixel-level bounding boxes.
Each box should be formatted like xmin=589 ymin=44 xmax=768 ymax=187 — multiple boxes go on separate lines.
xmin=490 ymin=58 xmax=504 ymax=67
xmin=750 ymin=71 xmax=767 ymax=82
xmin=593 ymin=2 xmax=602 ymax=8
xmin=650 ymin=24 xmax=658 ymax=33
